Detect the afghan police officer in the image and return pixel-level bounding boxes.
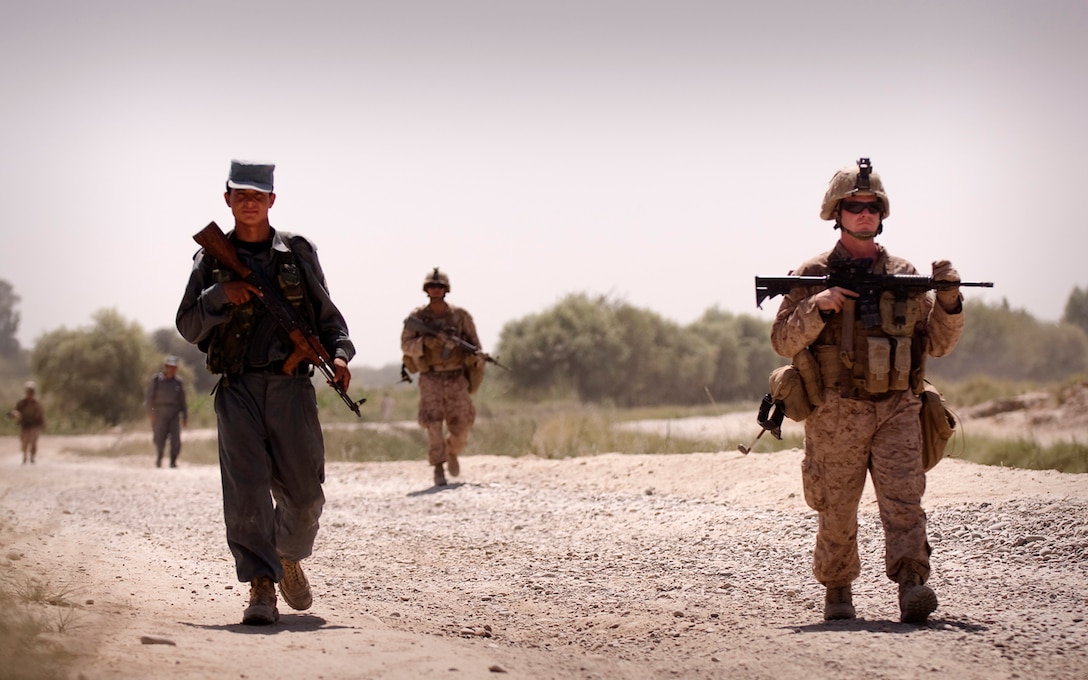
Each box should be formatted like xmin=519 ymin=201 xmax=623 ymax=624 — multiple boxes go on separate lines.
xmin=401 ymin=268 xmax=485 ymax=487
xmin=177 ymin=160 xmax=355 ymax=625
xmin=144 ymin=355 xmax=188 ymax=468
xmin=770 ymin=158 xmax=965 ymax=624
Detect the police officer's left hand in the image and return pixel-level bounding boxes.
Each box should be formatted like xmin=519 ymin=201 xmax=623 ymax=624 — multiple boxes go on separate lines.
xmin=332 ymin=357 xmax=351 ymax=391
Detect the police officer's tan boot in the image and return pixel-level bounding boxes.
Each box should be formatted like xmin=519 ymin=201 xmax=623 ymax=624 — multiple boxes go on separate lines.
xmin=898 ymin=569 xmax=938 ymax=624
xmin=823 ymin=584 xmax=856 ymax=620
xmin=242 ymin=576 xmax=279 ymax=625
xmin=434 ymin=464 xmax=447 ymax=486
xmin=447 ymin=452 xmax=460 ymax=477
xmin=279 ymin=556 xmax=313 ymax=611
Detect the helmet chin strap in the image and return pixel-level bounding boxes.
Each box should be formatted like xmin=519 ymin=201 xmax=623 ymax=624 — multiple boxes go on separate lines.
xmin=836 ymin=221 xmax=884 ymax=239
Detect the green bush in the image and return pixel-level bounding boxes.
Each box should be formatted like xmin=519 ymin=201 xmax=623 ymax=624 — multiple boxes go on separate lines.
xmin=950 ymin=434 xmax=1088 ymax=474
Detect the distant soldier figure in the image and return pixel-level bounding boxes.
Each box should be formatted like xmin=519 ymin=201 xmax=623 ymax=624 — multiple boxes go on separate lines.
xmin=11 ymin=381 xmax=45 ymax=464
xmin=770 ymin=158 xmax=965 ymax=624
xmin=401 ymin=268 xmax=486 ymax=486
xmin=144 ymin=355 xmax=189 ymax=468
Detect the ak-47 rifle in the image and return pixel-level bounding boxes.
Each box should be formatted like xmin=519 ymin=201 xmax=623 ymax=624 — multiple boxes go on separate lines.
xmin=193 ymin=221 xmax=366 ymax=417
xmin=755 ymin=259 xmax=993 ymax=326
xmin=403 ymin=315 xmax=510 ymax=371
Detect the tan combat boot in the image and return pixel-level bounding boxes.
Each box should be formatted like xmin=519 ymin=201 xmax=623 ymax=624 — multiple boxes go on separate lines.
xmin=823 ymin=584 xmax=856 ymax=620
xmin=898 ymin=569 xmax=938 ymax=624
xmin=434 ymin=463 xmax=447 ymax=486
xmin=279 ymin=556 xmax=313 ymax=611
xmin=242 ymin=576 xmax=279 ymax=625
xmin=447 ymin=452 xmax=460 ymax=477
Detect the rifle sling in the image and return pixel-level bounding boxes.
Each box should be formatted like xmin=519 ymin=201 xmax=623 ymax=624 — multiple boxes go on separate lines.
xmin=839 ymin=298 xmax=856 ymax=369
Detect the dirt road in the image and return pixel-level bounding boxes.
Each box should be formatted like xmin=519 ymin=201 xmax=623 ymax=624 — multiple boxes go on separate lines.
xmin=2 ymin=425 xmax=1086 ymax=679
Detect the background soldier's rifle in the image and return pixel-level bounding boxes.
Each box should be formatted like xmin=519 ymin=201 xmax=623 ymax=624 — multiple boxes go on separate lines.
xmin=403 ymin=315 xmax=510 ymax=371
xmin=193 ymin=221 xmax=366 ymax=417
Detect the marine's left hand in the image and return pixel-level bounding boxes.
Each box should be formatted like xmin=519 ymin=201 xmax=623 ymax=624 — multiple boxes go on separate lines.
xmin=932 ymin=259 xmax=962 ymax=309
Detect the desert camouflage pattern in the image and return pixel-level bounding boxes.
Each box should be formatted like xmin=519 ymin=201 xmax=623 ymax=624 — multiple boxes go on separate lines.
xmin=771 ymin=244 xmax=963 ymax=362
xmin=13 ymin=395 xmax=45 ymax=463
xmin=771 ymin=243 xmax=964 ymax=588
xmin=422 ymin=267 xmax=451 ymax=292
xmin=401 ymin=303 xmax=481 ymax=373
xmin=802 ymin=389 xmax=928 ymax=585
xmin=418 ymin=371 xmax=476 ymax=466
xmin=820 ymin=161 xmax=891 ymax=221
xmin=401 ymin=303 xmax=482 ymax=466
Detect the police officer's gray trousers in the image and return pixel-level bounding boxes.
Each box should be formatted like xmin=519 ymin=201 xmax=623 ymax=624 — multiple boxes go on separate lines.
xmin=214 ymin=373 xmax=326 ymax=583
xmin=152 ymin=409 xmax=183 ymax=464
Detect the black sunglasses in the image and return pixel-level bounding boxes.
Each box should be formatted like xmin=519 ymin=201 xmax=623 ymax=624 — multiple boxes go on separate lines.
xmin=841 ymin=200 xmax=884 ymax=215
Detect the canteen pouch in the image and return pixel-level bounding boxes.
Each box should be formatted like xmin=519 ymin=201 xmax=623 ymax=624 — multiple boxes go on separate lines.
xmin=920 ymin=381 xmax=956 ymax=471
xmin=768 ymin=365 xmax=812 ymax=422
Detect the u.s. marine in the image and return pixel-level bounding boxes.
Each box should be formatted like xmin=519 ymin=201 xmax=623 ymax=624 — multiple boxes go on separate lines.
xmin=401 ymin=268 xmax=486 ymax=486
xmin=770 ymin=158 xmax=965 ymax=624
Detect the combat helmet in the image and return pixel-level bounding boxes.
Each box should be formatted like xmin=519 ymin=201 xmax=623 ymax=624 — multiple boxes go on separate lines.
xmin=422 ymin=267 xmax=450 ymax=293
xmin=820 ymin=157 xmax=891 ymax=222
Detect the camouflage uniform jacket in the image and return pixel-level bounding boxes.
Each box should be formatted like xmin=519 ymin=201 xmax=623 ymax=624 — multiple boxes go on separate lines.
xmin=14 ymin=396 xmax=45 ymax=430
xmin=401 ymin=304 xmax=481 ymax=373
xmin=771 ymin=242 xmax=963 ymax=396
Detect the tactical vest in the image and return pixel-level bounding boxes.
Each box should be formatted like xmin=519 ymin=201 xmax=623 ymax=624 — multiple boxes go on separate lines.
xmin=811 ymin=289 xmax=925 ymax=399
xmin=199 ymin=233 xmax=314 ymax=375
xmin=410 ymin=306 xmax=472 ymax=373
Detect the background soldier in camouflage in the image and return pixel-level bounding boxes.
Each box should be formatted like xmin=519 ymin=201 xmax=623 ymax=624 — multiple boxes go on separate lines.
xmin=11 ymin=381 xmax=45 ymax=464
xmin=401 ymin=268 xmax=485 ymax=487
xmin=770 ymin=159 xmax=965 ymax=624
xmin=144 ymin=355 xmax=188 ymax=468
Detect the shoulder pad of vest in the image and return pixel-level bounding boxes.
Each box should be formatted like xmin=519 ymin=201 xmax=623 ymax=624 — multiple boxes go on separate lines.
xmin=279 ymin=231 xmax=317 ymax=254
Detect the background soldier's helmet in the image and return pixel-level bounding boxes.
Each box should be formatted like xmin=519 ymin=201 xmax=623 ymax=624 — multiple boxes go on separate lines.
xmin=820 ymin=157 xmax=891 ymax=221
xmin=422 ymin=267 xmax=451 ymax=293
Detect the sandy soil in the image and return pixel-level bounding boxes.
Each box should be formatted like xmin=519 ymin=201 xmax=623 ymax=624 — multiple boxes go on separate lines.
xmin=1 ymin=411 xmax=1087 ymax=680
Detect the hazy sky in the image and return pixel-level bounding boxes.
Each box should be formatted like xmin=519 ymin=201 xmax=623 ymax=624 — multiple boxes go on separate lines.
xmin=2 ymin=0 xmax=1085 ymax=368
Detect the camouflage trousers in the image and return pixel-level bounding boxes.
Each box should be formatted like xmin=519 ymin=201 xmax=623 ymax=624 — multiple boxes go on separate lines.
xmin=417 ymin=370 xmax=476 ymax=466
xmin=802 ymin=389 xmax=930 ymax=587
xmin=19 ymin=426 xmax=41 ymax=461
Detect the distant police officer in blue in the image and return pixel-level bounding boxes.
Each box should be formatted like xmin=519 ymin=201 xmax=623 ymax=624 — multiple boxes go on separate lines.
xmin=177 ymin=160 xmax=356 ymax=625
xmin=144 ymin=355 xmax=188 ymax=468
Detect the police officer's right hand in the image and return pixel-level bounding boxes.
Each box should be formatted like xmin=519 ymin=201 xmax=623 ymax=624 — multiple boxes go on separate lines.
xmin=222 ymin=281 xmax=263 ymax=305
xmin=813 ymin=286 xmax=858 ymax=314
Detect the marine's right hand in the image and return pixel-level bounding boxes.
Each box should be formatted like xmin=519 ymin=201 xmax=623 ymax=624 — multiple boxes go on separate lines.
xmin=222 ymin=281 xmax=263 ymax=305
xmin=423 ymin=335 xmax=447 ymax=350
xmin=813 ymin=286 xmax=858 ymax=313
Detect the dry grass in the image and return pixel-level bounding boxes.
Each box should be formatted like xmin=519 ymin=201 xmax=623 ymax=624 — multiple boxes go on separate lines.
xmin=0 ymin=552 xmax=86 ymax=679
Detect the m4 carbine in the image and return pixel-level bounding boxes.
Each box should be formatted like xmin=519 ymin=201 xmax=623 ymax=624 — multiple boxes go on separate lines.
xmin=193 ymin=221 xmax=366 ymax=417
xmin=755 ymin=262 xmax=993 ymax=311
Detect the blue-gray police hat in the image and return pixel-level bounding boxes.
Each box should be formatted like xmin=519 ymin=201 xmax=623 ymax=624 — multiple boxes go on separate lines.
xmin=226 ymin=160 xmax=275 ymax=193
